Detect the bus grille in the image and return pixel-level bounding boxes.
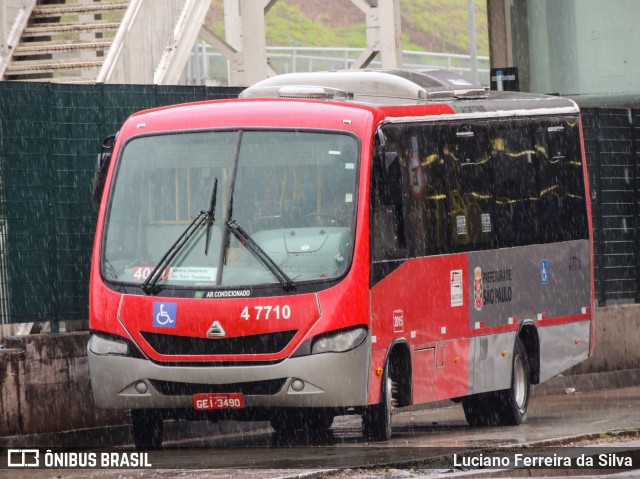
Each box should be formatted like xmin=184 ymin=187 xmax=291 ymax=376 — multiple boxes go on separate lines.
xmin=150 ymin=378 xmax=287 ymax=396
xmin=140 ymin=330 xmax=297 ymax=356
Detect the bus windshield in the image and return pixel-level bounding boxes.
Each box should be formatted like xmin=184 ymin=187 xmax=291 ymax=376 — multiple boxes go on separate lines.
xmin=102 ymin=130 xmax=359 ymax=291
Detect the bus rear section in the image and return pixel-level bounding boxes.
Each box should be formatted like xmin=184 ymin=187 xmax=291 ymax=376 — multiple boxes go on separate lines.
xmin=88 ymin=70 xmax=594 ymax=448
xmin=369 ymin=108 xmax=593 ymax=429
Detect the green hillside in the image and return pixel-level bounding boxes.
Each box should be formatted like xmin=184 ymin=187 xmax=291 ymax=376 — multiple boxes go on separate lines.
xmin=207 ymin=0 xmax=488 ymax=56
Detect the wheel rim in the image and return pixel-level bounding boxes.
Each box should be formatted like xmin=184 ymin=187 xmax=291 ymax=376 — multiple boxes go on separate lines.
xmin=362 ymin=370 xmax=395 ymax=440
xmin=513 ymin=354 xmax=527 ymax=410
xmin=382 ymin=374 xmax=393 ymax=438
xmin=385 ymin=376 xmax=393 ymax=411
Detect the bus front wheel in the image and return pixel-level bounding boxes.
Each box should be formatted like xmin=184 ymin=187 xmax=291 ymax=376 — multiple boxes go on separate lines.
xmin=362 ymin=367 xmax=394 ymax=441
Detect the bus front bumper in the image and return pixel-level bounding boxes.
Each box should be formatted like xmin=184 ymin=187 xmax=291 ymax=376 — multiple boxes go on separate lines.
xmin=87 ymin=335 xmax=371 ymax=411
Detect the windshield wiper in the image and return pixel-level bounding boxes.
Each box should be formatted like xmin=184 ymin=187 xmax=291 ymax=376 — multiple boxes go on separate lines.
xmin=204 ymin=178 xmax=218 ymax=256
xmin=213 ymin=130 xmax=294 ymax=291
xmin=141 ymin=177 xmax=218 ymax=295
xmin=227 ymin=219 xmax=295 ymax=291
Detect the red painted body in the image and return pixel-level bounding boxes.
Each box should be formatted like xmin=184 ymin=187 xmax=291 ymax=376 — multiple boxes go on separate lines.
xmin=370 ymin=255 xmax=470 ymax=402
xmin=90 ymin=94 xmax=594 ymax=411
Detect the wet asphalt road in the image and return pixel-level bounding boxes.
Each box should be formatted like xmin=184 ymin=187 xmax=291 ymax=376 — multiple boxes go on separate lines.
xmin=2 ymin=385 xmax=640 ymax=478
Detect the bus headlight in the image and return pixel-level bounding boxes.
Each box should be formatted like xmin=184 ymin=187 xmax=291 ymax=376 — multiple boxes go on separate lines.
xmin=88 ymin=333 xmax=129 ymax=356
xmin=311 ymin=326 xmax=368 ymax=355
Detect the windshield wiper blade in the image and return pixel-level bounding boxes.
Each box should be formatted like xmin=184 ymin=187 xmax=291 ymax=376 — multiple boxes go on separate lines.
xmin=141 ymin=177 xmax=219 ymax=295
xmin=216 ymin=131 xmax=243 ymax=286
xmin=204 ymin=177 xmax=218 ymax=256
xmin=213 ymin=130 xmax=293 ymax=291
xmin=227 ymin=219 xmax=295 ymax=291
xmin=140 ymin=214 xmax=207 ymax=295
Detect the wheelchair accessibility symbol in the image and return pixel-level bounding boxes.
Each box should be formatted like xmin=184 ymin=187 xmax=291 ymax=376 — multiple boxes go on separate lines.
xmin=541 ymin=260 xmax=549 ymax=285
xmin=153 ymin=302 xmax=177 ymax=328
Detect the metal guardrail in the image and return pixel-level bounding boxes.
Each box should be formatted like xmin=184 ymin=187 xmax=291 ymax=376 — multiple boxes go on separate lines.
xmin=182 ymin=43 xmax=491 ymax=87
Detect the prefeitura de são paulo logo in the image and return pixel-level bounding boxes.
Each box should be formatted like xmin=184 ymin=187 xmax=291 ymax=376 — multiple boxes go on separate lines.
xmin=474 ymin=267 xmax=483 ymax=311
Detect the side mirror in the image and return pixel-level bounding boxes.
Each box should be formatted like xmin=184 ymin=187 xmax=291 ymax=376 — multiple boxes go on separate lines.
xmin=92 ymin=134 xmax=116 ymax=205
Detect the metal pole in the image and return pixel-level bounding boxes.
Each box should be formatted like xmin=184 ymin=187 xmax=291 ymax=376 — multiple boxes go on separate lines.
xmin=202 ymin=42 xmax=208 ymax=84
xmin=467 ymin=0 xmax=479 ymax=84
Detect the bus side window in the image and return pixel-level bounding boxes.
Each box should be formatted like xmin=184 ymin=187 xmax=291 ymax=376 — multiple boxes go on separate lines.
xmin=439 ymin=126 xmax=492 ymax=252
xmin=444 ymin=130 xmax=468 ymax=249
xmin=491 ymin=123 xmax=539 ymax=248
xmin=411 ymin=128 xmax=449 ymax=256
xmin=536 ymin=121 xmax=589 ymax=242
xmin=454 ymin=127 xmax=493 ymax=251
xmin=371 ymin=142 xmax=408 ymax=262
xmin=536 ymin=125 xmax=564 ymax=243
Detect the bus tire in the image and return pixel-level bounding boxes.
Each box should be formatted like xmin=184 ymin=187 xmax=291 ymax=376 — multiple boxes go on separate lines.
xmin=497 ymin=337 xmax=530 ymax=425
xmin=362 ymin=367 xmax=394 ymax=441
xmin=131 ymin=409 xmax=164 ymax=449
xmin=462 ymin=338 xmax=531 ymax=427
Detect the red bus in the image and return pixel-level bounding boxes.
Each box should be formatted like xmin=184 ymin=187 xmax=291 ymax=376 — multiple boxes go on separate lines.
xmin=88 ymin=70 xmax=594 ymax=448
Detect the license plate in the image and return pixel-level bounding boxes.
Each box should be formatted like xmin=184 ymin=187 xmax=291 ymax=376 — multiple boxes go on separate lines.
xmin=193 ymin=393 xmax=244 ymax=411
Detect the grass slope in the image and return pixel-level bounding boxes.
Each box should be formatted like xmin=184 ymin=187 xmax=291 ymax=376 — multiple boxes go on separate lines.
xmin=207 ymin=0 xmax=488 ymax=55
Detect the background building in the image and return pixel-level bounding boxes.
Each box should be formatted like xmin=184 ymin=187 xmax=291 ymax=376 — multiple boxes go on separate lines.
xmin=489 ymin=0 xmax=640 ymax=99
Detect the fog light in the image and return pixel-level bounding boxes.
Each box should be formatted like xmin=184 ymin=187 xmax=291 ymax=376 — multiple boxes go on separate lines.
xmin=135 ymin=381 xmax=148 ymax=394
xmin=291 ymin=378 xmax=305 ymax=392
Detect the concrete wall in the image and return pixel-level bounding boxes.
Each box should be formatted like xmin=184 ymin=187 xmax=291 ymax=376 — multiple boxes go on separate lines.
xmin=0 ymin=332 xmax=126 ymax=437
xmin=569 ymin=304 xmax=640 ymax=374
xmin=1 ymin=305 xmax=639 ymax=436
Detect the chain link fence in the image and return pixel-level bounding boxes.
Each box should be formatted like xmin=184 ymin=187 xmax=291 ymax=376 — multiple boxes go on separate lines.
xmin=581 ymin=108 xmax=640 ymax=306
xmin=0 ymin=83 xmax=242 ymax=328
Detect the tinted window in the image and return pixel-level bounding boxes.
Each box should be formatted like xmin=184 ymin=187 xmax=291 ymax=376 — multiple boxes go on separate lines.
xmin=491 ymin=123 xmax=539 ymax=247
xmin=535 ymin=121 xmax=589 ymax=242
xmin=372 ymin=116 xmax=589 ymax=262
xmin=103 ymin=130 xmax=359 ymax=289
xmin=371 ymin=130 xmax=409 ymax=262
